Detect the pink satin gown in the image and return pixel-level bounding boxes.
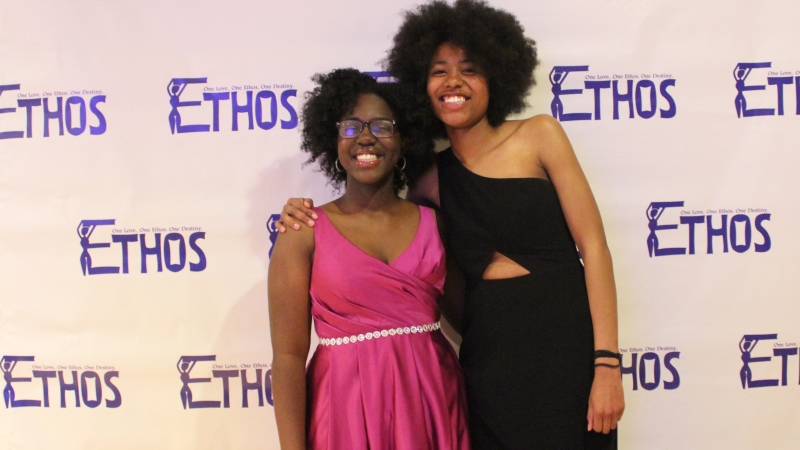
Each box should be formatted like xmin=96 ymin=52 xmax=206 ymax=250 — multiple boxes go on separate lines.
xmin=306 ymin=205 xmax=470 ymax=450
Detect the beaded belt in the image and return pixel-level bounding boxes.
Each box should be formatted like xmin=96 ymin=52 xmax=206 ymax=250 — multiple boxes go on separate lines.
xmin=319 ymin=321 xmax=441 ymax=346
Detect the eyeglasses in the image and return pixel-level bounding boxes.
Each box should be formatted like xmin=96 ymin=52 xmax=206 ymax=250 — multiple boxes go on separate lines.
xmin=336 ymin=119 xmax=396 ymax=138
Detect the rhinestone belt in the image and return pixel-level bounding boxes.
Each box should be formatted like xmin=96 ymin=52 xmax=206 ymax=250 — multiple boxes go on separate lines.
xmin=319 ymin=321 xmax=441 ymax=346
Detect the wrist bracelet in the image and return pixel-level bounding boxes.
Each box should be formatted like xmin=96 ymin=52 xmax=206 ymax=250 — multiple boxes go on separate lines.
xmin=593 ymin=350 xmax=622 ymax=361
xmin=595 ymin=362 xmax=621 ymax=369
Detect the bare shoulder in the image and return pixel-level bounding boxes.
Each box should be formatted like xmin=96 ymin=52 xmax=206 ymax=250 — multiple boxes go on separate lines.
xmin=492 ymin=116 xmax=572 ymax=175
xmin=273 ymin=213 xmax=315 ymax=256
xmin=513 ymin=115 xmax=567 ymax=141
xmin=498 ymin=115 xmax=567 ymax=151
xmin=511 ymin=115 xmax=573 ymax=159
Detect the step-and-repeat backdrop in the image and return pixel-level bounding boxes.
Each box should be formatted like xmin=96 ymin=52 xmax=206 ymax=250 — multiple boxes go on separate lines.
xmin=1 ymin=0 xmax=798 ymax=448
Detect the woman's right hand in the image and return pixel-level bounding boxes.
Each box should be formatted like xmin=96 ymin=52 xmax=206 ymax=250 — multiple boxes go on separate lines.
xmin=277 ymin=198 xmax=318 ymax=232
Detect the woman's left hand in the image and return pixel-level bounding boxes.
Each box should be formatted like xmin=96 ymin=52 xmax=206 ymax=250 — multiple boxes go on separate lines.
xmin=587 ymin=367 xmax=625 ymax=434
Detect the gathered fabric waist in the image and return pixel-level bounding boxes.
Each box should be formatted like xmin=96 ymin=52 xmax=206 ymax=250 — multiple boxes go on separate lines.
xmin=318 ymin=321 xmax=441 ymax=347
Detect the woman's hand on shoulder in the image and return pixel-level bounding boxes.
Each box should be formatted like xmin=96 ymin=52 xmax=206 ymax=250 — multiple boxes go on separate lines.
xmin=277 ymin=198 xmax=318 ymax=232
xmin=269 ymin=215 xmax=315 ymax=303
xmin=273 ymin=214 xmax=315 ymax=254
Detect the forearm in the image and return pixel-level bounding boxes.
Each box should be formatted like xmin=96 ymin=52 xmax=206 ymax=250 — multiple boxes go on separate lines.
xmin=272 ymin=354 xmax=309 ymax=450
xmin=581 ymin=243 xmax=619 ymax=353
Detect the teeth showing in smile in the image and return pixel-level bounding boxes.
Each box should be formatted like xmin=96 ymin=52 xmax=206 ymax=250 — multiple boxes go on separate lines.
xmin=443 ymin=96 xmax=466 ymax=104
xmin=356 ymin=154 xmax=378 ymax=162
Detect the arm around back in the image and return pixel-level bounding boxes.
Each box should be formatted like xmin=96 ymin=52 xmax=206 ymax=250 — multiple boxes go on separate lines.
xmin=433 ymin=207 xmax=465 ymax=335
xmin=277 ymin=198 xmax=318 ymax=232
xmin=406 ymin=162 xmax=440 ymax=208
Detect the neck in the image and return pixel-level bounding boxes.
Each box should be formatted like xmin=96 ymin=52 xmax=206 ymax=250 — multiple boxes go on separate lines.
xmin=335 ymin=176 xmax=400 ymax=214
xmin=445 ymin=116 xmax=496 ymax=162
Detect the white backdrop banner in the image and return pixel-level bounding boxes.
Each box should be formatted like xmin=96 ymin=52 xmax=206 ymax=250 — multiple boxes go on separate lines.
xmin=1 ymin=0 xmax=798 ymax=449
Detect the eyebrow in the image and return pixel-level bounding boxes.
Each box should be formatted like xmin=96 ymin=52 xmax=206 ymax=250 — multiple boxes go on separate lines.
xmin=430 ymin=58 xmax=474 ymax=66
xmin=341 ymin=117 xmax=394 ymax=121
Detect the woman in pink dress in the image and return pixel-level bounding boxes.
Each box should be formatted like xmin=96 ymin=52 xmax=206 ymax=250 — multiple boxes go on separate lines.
xmin=268 ymin=68 xmax=469 ymax=450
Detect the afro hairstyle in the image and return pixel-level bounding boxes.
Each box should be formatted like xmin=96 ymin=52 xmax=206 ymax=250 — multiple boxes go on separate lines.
xmin=300 ymin=68 xmax=435 ymax=192
xmin=386 ymin=0 xmax=538 ymax=136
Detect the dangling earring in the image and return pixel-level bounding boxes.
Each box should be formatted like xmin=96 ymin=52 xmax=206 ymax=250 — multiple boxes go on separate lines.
xmin=335 ymin=158 xmax=345 ymax=173
xmin=396 ymin=157 xmax=407 ymax=184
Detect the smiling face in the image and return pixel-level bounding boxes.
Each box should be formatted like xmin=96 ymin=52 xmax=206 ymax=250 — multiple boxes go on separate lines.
xmin=427 ymin=42 xmax=490 ymax=130
xmin=337 ymin=93 xmax=402 ymax=188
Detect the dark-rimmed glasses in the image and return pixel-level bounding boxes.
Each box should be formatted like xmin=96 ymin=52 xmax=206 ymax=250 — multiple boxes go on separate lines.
xmin=336 ymin=119 xmax=396 ymax=138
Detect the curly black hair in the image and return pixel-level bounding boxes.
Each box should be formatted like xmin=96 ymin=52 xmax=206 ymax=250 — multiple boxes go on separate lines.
xmin=300 ymin=68 xmax=434 ymax=192
xmin=386 ymin=0 xmax=538 ymax=136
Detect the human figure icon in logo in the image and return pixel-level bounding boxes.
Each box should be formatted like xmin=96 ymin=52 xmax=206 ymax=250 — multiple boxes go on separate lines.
xmin=739 ymin=336 xmax=758 ymax=389
xmin=266 ymin=213 xmax=282 ymax=258
xmin=2 ymin=357 xmax=16 ymax=408
xmin=78 ymin=221 xmax=97 ymax=276
xmin=550 ymin=67 xmax=567 ymax=119
xmin=646 ymin=203 xmax=665 ymax=258
xmin=739 ymin=335 xmax=780 ymax=389
xmin=2 ymin=356 xmax=38 ymax=408
xmin=177 ymin=357 xmax=198 ymax=409
xmin=733 ymin=64 xmax=752 ymax=119
xmin=168 ymin=79 xmax=189 ymax=135
xmin=177 ymin=355 xmax=219 ymax=409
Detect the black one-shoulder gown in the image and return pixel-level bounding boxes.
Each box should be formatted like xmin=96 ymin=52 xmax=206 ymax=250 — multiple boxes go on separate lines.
xmin=437 ymin=148 xmax=616 ymax=449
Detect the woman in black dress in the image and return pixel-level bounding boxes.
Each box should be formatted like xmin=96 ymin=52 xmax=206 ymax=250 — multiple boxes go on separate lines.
xmin=279 ymin=1 xmax=624 ymax=448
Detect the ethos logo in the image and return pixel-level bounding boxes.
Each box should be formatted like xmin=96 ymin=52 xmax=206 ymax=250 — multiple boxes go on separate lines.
xmin=362 ymin=71 xmax=395 ymax=83
xmin=734 ymin=62 xmax=800 ymax=118
xmin=0 ymin=84 xmax=106 ymax=139
xmin=78 ymin=219 xmax=206 ymax=275
xmin=740 ymin=334 xmax=799 ymax=389
xmin=549 ymin=66 xmax=676 ymax=121
xmin=646 ymin=201 xmax=771 ymax=257
xmin=167 ymin=78 xmax=297 ymax=134
xmin=620 ymin=347 xmax=680 ymax=391
xmin=2 ymin=355 xmax=120 ymax=408
xmin=177 ymin=356 xmax=272 ymax=409
xmin=266 ymin=213 xmax=281 ymax=258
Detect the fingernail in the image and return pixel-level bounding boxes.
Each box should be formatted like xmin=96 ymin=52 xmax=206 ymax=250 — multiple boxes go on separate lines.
xmin=308 ymin=220 xmax=315 ymax=226
xmin=293 ymin=224 xmax=300 ymax=230
xmin=311 ymin=213 xmax=318 ymax=219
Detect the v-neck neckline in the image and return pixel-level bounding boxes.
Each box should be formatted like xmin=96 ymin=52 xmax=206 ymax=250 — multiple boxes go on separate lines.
xmin=317 ymin=206 xmax=423 ymax=267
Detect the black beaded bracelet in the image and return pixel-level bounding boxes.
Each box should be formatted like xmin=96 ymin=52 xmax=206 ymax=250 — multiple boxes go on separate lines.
xmin=594 ymin=362 xmax=621 ymax=369
xmin=593 ymin=350 xmax=622 ymax=361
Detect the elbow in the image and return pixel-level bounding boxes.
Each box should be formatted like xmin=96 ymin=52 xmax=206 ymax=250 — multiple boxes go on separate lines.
xmin=271 ymin=351 xmax=310 ymax=373
xmin=578 ymin=240 xmax=612 ymax=264
xmin=272 ymin=343 xmax=311 ymax=363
